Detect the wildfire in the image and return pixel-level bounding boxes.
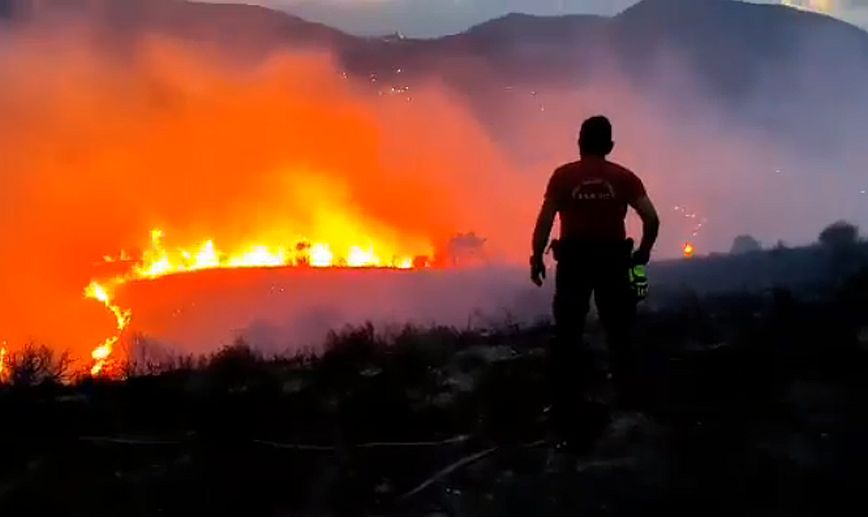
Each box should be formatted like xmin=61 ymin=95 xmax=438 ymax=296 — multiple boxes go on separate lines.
xmin=84 ymin=228 xmax=430 ymax=376
xmin=127 ymin=229 xmax=418 ymax=279
xmin=0 ymin=346 xmax=8 ymax=383
xmin=682 ymin=242 xmax=696 ymax=259
xmin=84 ymin=280 xmax=132 ymax=376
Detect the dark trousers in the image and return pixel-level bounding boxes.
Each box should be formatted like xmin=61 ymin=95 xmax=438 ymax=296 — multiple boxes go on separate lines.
xmin=548 ymin=240 xmax=638 ymax=437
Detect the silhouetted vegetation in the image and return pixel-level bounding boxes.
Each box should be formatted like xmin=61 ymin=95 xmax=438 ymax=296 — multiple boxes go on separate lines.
xmin=1 ymin=248 xmax=868 ymax=516
xmin=729 ymin=234 xmax=761 ymax=254
xmin=4 ymin=343 xmax=71 ymax=387
xmin=653 ymin=233 xmax=868 ymax=297
xmin=819 ymin=220 xmax=860 ymax=249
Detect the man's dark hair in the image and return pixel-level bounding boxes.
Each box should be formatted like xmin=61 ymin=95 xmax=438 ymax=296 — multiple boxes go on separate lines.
xmin=579 ymin=115 xmax=614 ymax=156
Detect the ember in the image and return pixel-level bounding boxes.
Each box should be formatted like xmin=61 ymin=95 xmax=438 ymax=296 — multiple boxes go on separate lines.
xmin=683 ymin=242 xmax=697 ymax=259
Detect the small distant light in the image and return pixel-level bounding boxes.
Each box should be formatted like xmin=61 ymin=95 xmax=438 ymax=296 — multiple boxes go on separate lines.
xmin=861 ymin=190 xmax=867 ymax=195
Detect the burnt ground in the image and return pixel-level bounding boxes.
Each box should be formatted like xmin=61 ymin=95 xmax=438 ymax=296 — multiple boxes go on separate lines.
xmin=1 ymin=263 xmax=867 ymax=516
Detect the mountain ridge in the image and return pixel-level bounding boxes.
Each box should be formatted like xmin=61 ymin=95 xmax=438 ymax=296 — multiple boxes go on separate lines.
xmin=3 ymin=0 xmax=867 ymax=148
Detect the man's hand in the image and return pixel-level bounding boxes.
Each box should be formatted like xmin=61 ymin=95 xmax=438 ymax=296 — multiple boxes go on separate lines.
xmin=530 ymin=255 xmax=546 ymax=286
xmin=531 ymin=198 xmax=557 ymax=285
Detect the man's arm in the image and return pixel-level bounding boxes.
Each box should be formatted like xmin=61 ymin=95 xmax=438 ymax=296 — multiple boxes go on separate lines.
xmin=530 ymin=198 xmax=557 ymax=286
xmin=532 ymin=198 xmax=557 ymax=259
xmin=631 ymin=195 xmax=660 ymax=264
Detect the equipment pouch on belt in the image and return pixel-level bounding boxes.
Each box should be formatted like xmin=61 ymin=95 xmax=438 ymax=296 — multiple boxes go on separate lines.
xmin=629 ymin=264 xmax=649 ymax=301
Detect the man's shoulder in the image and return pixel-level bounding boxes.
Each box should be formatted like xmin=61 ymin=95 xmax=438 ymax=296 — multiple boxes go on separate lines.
xmin=553 ymin=161 xmax=582 ymax=175
xmin=545 ymin=162 xmax=581 ymax=199
xmin=605 ymin=160 xmax=644 ymax=185
xmin=548 ymin=161 xmax=581 ymax=186
xmin=552 ymin=159 xmax=639 ymax=179
xmin=604 ymin=160 xmax=637 ymax=176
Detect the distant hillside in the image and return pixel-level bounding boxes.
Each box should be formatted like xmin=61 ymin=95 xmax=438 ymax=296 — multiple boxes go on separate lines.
xmin=3 ymin=0 xmax=868 ymax=148
xmin=0 ymin=0 xmax=352 ymax=52
xmin=651 ymin=241 xmax=868 ymax=299
xmin=346 ymin=0 xmax=868 ymax=92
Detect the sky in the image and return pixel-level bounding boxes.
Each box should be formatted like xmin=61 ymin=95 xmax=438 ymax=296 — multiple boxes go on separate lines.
xmin=210 ymin=0 xmax=868 ymax=37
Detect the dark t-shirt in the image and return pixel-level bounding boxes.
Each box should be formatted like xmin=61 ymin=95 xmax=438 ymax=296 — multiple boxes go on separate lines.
xmin=545 ymin=158 xmax=646 ymax=241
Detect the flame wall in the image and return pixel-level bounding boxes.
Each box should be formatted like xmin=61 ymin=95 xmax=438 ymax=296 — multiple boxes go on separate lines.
xmin=0 ymin=27 xmax=536 ymax=357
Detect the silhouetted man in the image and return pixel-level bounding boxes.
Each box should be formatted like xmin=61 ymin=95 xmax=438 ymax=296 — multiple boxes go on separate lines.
xmin=531 ymin=116 xmax=659 ymax=446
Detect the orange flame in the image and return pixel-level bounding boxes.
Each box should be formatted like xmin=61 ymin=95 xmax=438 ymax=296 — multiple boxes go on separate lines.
xmin=0 ymin=346 xmax=8 ymax=383
xmin=129 ymin=228 xmax=421 ymax=279
xmin=85 ymin=228 xmax=431 ymax=376
xmin=682 ymin=242 xmax=696 ymax=259
xmin=84 ymin=281 xmax=132 ymax=376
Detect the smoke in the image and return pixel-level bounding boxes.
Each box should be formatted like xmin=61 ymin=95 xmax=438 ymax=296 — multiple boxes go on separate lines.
xmin=0 ymin=4 xmax=866 ymax=360
xmin=0 ymin=23 xmax=537 ymax=357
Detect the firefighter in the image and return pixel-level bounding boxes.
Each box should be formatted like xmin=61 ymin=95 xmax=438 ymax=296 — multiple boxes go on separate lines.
xmin=530 ymin=115 xmax=660 ymax=450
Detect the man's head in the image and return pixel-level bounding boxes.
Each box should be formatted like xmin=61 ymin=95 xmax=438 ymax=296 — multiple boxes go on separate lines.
xmin=578 ymin=115 xmax=614 ymax=157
